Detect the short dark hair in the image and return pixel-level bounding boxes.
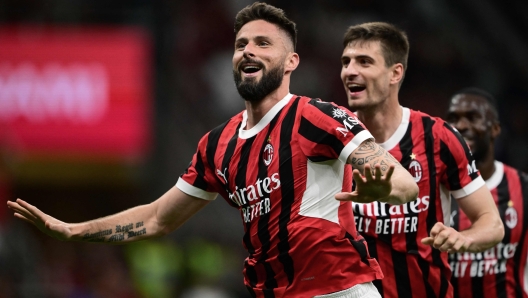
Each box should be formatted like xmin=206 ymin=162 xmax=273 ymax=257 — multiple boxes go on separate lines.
xmin=234 ymin=2 xmax=297 ymax=51
xmin=452 ymin=87 xmax=499 ymax=121
xmin=343 ymin=22 xmax=409 ymax=78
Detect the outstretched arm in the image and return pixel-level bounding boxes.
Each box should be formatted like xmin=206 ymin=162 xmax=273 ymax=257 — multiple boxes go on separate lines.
xmin=6 ymin=185 xmax=210 ymax=244
xmin=421 ymin=185 xmax=504 ymax=253
xmin=335 ymin=139 xmax=418 ymax=205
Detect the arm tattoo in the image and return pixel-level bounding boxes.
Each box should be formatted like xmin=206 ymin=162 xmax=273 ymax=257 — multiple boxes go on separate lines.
xmin=82 ymin=221 xmax=148 ymax=243
xmin=350 ymin=140 xmax=403 ymax=173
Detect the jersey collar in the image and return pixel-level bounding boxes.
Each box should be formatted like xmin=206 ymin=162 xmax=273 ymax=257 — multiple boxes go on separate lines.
xmin=378 ymin=106 xmax=410 ymax=150
xmin=239 ymin=93 xmax=293 ymax=139
xmin=486 ymin=161 xmax=504 ymax=190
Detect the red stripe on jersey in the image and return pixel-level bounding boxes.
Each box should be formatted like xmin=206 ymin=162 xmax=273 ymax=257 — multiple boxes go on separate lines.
xmin=179 ymin=95 xmax=381 ymax=296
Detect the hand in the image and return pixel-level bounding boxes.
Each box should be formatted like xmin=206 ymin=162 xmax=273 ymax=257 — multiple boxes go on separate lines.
xmin=335 ymin=164 xmax=394 ymax=203
xmin=421 ymin=222 xmax=470 ymax=253
xmin=7 ymin=198 xmax=73 ymax=241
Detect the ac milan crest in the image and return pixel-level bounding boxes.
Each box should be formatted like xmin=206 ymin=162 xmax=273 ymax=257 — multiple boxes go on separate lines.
xmin=505 ymin=204 xmax=518 ymax=229
xmin=408 ymin=159 xmax=423 ymax=182
xmin=263 ymin=143 xmax=274 ymax=166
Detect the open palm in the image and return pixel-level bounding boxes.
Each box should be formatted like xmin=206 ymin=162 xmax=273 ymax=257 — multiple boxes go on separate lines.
xmin=7 ymin=198 xmax=73 ymax=241
xmin=335 ymin=164 xmax=394 ymax=203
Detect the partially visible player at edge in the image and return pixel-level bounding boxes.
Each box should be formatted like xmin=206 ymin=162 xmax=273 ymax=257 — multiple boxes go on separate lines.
xmin=7 ymin=3 xmax=419 ymax=298
xmin=339 ymin=22 xmax=504 ymax=298
xmin=445 ymin=87 xmax=528 ymax=298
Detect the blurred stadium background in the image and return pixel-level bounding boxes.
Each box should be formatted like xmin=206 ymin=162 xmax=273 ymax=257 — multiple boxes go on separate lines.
xmin=0 ymin=0 xmax=527 ymax=297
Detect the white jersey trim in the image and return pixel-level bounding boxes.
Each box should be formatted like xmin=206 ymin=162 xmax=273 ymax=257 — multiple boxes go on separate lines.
xmin=451 ymin=175 xmax=485 ymax=199
xmin=485 ymin=160 xmax=503 ymax=191
xmin=378 ymin=106 xmax=410 ymax=151
xmin=239 ymin=93 xmax=293 ymax=139
xmin=176 ymin=178 xmax=218 ymax=201
xmin=339 ymin=130 xmax=374 ymax=164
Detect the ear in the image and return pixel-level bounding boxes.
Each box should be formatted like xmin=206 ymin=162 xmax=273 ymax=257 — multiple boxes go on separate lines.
xmin=390 ymin=63 xmax=404 ymax=86
xmin=284 ymin=52 xmax=300 ymax=74
xmin=490 ymin=121 xmax=501 ymax=140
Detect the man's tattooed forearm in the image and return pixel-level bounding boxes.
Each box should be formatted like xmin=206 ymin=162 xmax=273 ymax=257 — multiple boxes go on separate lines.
xmin=351 ymin=157 xmax=365 ymax=165
xmin=83 ymin=229 xmax=112 ymax=242
xmin=364 ymin=147 xmax=384 ymax=163
xmin=384 ymin=152 xmax=404 ymax=169
xmin=355 ymin=141 xmax=377 ymax=152
xmin=82 ymin=221 xmax=147 ymax=243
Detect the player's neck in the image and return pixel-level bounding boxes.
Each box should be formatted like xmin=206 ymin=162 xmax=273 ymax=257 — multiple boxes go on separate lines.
xmin=244 ymin=83 xmax=290 ymax=130
xmin=356 ymin=98 xmax=402 ymax=144
xmin=477 ymin=148 xmax=496 ymax=181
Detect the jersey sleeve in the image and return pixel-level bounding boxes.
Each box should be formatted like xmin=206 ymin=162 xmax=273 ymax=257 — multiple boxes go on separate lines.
xmin=176 ymin=132 xmax=222 ymax=201
xmin=297 ymin=99 xmax=373 ymax=164
xmin=439 ymin=122 xmax=485 ymax=199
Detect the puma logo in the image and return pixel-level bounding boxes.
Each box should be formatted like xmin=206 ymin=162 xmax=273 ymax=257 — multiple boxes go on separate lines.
xmin=216 ymin=168 xmax=228 ymax=184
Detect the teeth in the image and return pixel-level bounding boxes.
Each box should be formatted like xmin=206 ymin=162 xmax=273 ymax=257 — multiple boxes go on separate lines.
xmin=243 ymin=66 xmax=260 ymax=71
xmin=347 ymin=83 xmax=363 ymax=88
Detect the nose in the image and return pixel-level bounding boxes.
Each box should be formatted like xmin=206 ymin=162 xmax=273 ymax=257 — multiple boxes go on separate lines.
xmin=342 ymin=62 xmax=359 ymax=78
xmin=243 ymin=43 xmax=256 ymax=58
xmin=453 ymin=117 xmax=470 ymax=132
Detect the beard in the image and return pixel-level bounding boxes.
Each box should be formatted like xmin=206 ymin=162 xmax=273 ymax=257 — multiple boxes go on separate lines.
xmin=233 ymin=62 xmax=284 ymax=103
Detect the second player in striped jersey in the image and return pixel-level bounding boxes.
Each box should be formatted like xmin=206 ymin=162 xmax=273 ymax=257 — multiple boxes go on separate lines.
xmin=340 ymin=22 xmax=504 ymax=298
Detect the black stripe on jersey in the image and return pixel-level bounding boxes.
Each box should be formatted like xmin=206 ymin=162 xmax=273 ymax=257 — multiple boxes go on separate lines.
xmin=307 ymin=98 xmax=365 ymax=136
xmin=443 ymin=123 xmax=479 ymax=180
xmin=208 ymin=121 xmax=241 ymax=207
xmin=256 ymin=106 xmax=281 ymax=295
xmin=344 ymin=232 xmax=369 ymax=266
xmin=238 ymin=137 xmax=258 ymax=289
xmin=494 ymin=175 xmax=510 ymax=298
xmin=206 ymin=119 xmax=230 ymax=174
xmin=417 ymin=257 xmax=441 ymax=298
xmin=190 ymin=149 xmax=209 ymax=190
xmin=366 ymin=237 xmax=384 ymax=297
xmin=393 ymin=248 xmax=413 ymax=297
xmin=423 ymin=117 xmax=449 ymax=297
xmin=399 ymin=121 xmax=420 ymax=254
xmin=276 ymin=97 xmax=299 ymax=285
xmin=298 ymin=117 xmax=342 ymax=162
xmin=513 ymin=171 xmax=528 ymax=298
xmin=381 ymin=123 xmax=413 ymax=297
xmin=439 ymin=141 xmax=463 ymax=191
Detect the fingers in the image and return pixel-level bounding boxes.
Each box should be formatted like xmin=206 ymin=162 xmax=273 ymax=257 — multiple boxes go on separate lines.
xmin=420 ymin=236 xmax=434 ymax=245
xmin=384 ymin=164 xmax=395 ymax=181
xmin=13 ymin=212 xmax=38 ymax=226
xmin=423 ymin=222 xmax=469 ymax=253
xmin=7 ymin=200 xmax=39 ymax=223
xmin=352 ymin=169 xmax=365 ymax=185
xmin=335 ymin=191 xmax=358 ymax=201
xmin=360 ymin=164 xmax=394 ymax=182
xmin=373 ymin=164 xmax=382 ymax=180
xmin=363 ymin=164 xmax=373 ymax=181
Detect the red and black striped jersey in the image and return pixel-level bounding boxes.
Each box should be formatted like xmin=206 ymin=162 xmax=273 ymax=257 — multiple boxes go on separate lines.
xmin=352 ymin=107 xmax=485 ymax=298
xmin=449 ymin=161 xmax=528 ymax=298
xmin=177 ymin=94 xmax=383 ymax=297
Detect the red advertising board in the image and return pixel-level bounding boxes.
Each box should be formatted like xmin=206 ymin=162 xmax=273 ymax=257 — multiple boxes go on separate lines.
xmin=0 ymin=26 xmax=152 ymax=161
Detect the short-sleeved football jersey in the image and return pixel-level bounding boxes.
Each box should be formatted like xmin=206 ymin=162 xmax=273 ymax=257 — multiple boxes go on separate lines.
xmin=351 ymin=107 xmax=485 ymax=298
xmin=177 ymin=94 xmax=383 ymax=297
xmin=450 ymin=161 xmax=528 ymax=298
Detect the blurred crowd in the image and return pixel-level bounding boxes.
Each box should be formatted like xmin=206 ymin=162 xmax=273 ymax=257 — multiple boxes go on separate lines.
xmin=1 ymin=0 xmax=527 ymax=297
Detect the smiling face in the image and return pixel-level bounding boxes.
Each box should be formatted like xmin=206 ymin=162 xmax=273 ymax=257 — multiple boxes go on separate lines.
xmin=232 ymin=20 xmax=294 ymax=102
xmin=340 ymin=40 xmax=401 ymax=111
xmin=446 ymin=93 xmax=499 ymax=163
